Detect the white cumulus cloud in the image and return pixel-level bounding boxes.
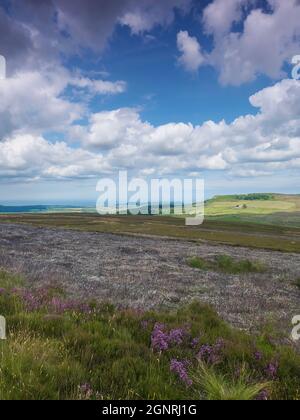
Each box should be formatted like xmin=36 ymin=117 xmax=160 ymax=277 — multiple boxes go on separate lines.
xmin=0 ymin=134 xmax=106 ymax=180
xmin=0 ymin=67 xmax=126 ymax=139
xmin=177 ymin=0 xmax=300 ymax=85
xmin=177 ymin=31 xmax=205 ymax=72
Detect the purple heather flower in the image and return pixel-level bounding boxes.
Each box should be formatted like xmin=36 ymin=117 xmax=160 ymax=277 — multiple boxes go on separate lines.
xmin=50 ymin=297 xmax=64 ymax=313
xmin=191 ymin=337 xmax=200 ymax=349
xmin=49 ymin=297 xmax=90 ymax=314
xmin=150 ymin=324 xmax=188 ymax=352
xmin=170 ymin=359 xmax=192 ymax=387
xmin=254 ymin=351 xmax=263 ymax=362
xmin=197 ymin=339 xmax=225 ymax=365
xmin=265 ymin=362 xmax=279 ymax=379
xmin=198 ymin=344 xmax=213 ymax=359
xmin=80 ymin=383 xmax=92 ymax=393
xmin=79 ymin=383 xmax=93 ymax=400
xmin=168 ymin=328 xmax=186 ymax=345
xmin=10 ymin=285 xmax=91 ymax=314
xmin=22 ymin=291 xmax=42 ymax=311
xmin=256 ymin=390 xmax=269 ymax=401
xmin=151 ymin=323 xmax=169 ymax=352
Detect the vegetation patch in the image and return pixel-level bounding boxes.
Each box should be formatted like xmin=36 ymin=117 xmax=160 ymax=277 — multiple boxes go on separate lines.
xmin=188 ymin=255 xmax=266 ymax=274
xmin=0 ymin=270 xmax=299 ymax=400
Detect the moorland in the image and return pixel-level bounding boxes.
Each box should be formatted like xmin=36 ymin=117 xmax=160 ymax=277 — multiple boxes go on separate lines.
xmin=0 ymin=193 xmax=299 ymax=400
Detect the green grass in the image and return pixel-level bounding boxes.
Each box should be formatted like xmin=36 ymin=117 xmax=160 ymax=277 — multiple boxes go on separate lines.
xmin=0 ymin=270 xmax=300 ymax=400
xmin=1 ymin=212 xmax=300 ymax=253
xmin=192 ymin=363 xmax=270 ymax=401
xmin=188 ymin=255 xmax=266 ymax=274
xmin=189 ymin=257 xmax=211 ymax=271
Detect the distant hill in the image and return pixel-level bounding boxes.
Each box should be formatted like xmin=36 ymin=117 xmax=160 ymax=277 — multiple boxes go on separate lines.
xmin=205 ymin=193 xmax=300 ymax=227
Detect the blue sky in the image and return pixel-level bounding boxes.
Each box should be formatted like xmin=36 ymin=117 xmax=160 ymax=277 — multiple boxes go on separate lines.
xmin=105 ymin=20 xmax=271 ymax=124
xmin=0 ymin=0 xmax=300 ymax=204
xmin=67 ymin=10 xmax=269 ymax=126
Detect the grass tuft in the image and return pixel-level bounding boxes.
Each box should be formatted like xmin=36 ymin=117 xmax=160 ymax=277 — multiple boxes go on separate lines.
xmin=188 ymin=255 xmax=266 ymax=274
xmin=192 ymin=363 xmax=270 ymax=401
xmin=189 ymin=257 xmax=210 ymax=271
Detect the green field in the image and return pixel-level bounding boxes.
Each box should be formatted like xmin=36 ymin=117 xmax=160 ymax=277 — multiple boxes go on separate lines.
xmin=204 ymin=194 xmax=300 ymax=228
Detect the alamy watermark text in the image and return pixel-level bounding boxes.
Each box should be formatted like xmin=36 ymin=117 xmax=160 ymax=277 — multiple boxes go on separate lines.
xmin=0 ymin=54 xmax=6 ymax=80
xmin=96 ymin=171 xmax=204 ymax=226
xmin=0 ymin=316 xmax=6 ymax=340
xmin=292 ymin=55 xmax=300 ymax=80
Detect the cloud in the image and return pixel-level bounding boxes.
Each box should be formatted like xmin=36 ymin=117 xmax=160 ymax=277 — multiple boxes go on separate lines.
xmin=249 ymin=79 xmax=300 ymax=120
xmin=1 ymin=77 xmax=299 ymax=182
xmin=177 ymin=31 xmax=205 ymax=72
xmin=0 ymin=69 xmax=81 ymax=139
xmin=0 ymin=134 xmax=106 ymax=180
xmin=0 ymin=1 xmax=299 ymax=184
xmin=0 ymin=67 xmax=126 ymax=139
xmin=206 ymin=0 xmax=300 ymax=85
xmin=82 ymin=108 xmax=151 ymax=150
xmin=0 ymin=7 xmax=34 ymax=74
xmin=72 ymin=77 xmax=127 ymax=96
xmin=0 ymin=0 xmax=193 ymax=74
xmin=120 ymin=0 xmax=192 ymax=34
xmin=74 ymin=78 xmax=300 ymax=177
xmin=4 ymin=0 xmax=300 ymax=88
xmin=203 ymin=0 xmax=248 ymax=38
xmin=177 ymin=0 xmax=300 ymax=85
xmin=54 ymin=0 xmax=129 ymax=52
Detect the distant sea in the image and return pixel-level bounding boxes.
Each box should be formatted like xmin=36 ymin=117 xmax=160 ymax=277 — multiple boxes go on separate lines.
xmin=0 ymin=204 xmax=95 ymax=214
xmin=0 ymin=203 xmax=186 ymax=214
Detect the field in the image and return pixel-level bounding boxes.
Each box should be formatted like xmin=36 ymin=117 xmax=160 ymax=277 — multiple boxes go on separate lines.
xmin=204 ymin=194 xmax=300 ymax=228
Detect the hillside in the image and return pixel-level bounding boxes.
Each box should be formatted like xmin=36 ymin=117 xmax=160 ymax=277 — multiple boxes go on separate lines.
xmin=205 ymin=194 xmax=300 ymax=227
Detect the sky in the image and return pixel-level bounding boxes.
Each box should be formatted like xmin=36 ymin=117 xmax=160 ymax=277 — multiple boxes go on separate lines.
xmin=0 ymin=0 xmax=300 ymax=204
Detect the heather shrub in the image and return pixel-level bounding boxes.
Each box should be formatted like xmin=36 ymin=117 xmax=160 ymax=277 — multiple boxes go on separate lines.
xmin=0 ymin=270 xmax=299 ymax=400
